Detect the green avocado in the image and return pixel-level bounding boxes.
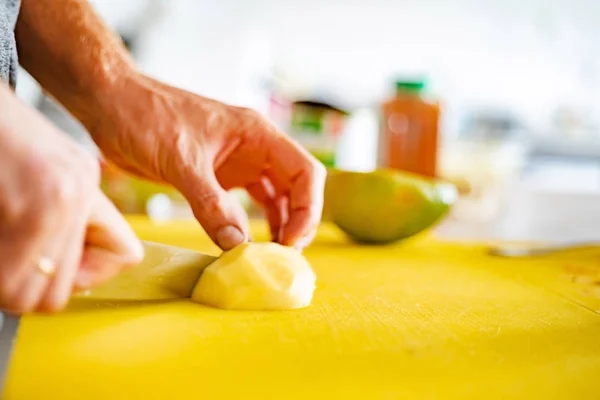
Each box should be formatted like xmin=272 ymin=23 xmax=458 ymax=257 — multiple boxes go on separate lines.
xmin=324 ymin=168 xmax=457 ymax=244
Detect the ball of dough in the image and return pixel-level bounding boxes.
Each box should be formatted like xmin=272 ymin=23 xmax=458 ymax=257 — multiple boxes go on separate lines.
xmin=191 ymin=242 xmax=316 ymax=310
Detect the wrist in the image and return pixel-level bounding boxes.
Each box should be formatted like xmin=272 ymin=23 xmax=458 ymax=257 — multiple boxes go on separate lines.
xmin=60 ymin=57 xmax=139 ymax=131
xmin=76 ymin=70 xmax=171 ymax=154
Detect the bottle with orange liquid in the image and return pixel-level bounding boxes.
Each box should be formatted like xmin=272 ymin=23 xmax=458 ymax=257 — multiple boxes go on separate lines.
xmin=378 ymin=79 xmax=440 ymax=178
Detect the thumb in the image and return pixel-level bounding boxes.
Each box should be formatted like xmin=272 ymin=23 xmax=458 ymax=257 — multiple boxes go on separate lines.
xmin=178 ymin=167 xmax=250 ymax=250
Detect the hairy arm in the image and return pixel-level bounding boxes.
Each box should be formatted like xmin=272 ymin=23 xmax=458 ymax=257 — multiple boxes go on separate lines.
xmin=15 ymin=0 xmax=134 ymax=126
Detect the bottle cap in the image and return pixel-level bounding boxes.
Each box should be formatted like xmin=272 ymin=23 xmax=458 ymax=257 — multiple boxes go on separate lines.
xmin=395 ymin=79 xmax=426 ymax=94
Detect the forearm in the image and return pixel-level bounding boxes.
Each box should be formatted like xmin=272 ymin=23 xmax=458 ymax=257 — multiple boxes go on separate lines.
xmin=15 ymin=0 xmax=135 ymax=126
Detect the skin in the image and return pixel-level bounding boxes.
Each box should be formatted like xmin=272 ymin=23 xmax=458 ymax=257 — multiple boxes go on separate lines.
xmin=0 ymin=84 xmax=143 ymax=313
xmin=0 ymin=0 xmax=325 ymax=313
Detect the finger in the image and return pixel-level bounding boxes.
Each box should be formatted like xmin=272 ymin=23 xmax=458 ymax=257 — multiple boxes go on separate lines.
xmin=280 ymin=174 xmax=323 ymax=247
xmin=73 ymin=193 xmax=144 ymax=289
xmin=292 ymin=225 xmax=317 ymax=251
xmin=246 ymin=178 xmax=288 ymax=242
xmin=2 ymin=269 xmax=48 ymax=315
xmin=86 ymin=193 xmax=144 ymax=261
xmin=0 ymin=199 xmax=67 ymax=313
xmin=35 ymin=218 xmax=87 ymax=313
xmin=19 ymin=180 xmax=95 ymax=313
xmin=0 ymin=200 xmax=87 ymax=314
xmin=0 ymin=230 xmax=47 ymax=311
xmin=178 ymin=165 xmax=250 ymax=250
xmin=74 ymin=247 xmax=129 ymax=290
xmin=262 ymin=135 xmax=326 ymax=246
xmin=268 ymin=196 xmax=288 ymax=243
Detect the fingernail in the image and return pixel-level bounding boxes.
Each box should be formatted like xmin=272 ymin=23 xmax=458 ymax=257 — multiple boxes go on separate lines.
xmin=130 ymin=239 xmax=145 ymax=261
xmin=294 ymin=236 xmax=311 ymax=250
xmin=293 ymin=229 xmax=317 ymax=250
xmin=216 ymin=226 xmax=246 ymax=250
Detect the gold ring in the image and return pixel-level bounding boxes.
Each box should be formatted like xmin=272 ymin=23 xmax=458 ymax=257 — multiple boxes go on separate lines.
xmin=35 ymin=257 xmax=56 ymax=277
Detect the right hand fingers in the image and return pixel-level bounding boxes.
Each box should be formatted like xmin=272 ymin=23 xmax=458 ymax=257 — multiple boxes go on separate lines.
xmin=246 ymin=177 xmax=287 ymax=243
xmin=219 ymin=108 xmax=326 ymax=248
xmin=178 ymin=164 xmax=251 ymax=251
xmin=261 ymin=131 xmax=326 ymax=248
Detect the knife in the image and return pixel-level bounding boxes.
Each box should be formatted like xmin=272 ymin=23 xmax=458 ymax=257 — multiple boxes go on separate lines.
xmin=0 ymin=313 xmax=19 ymax=394
xmin=0 ymin=241 xmax=217 ymax=393
xmin=1 ymin=241 xmax=217 ymax=385
xmin=76 ymin=240 xmax=219 ymax=301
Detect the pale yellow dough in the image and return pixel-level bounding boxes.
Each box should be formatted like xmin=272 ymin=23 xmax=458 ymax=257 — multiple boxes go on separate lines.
xmin=191 ymin=242 xmax=317 ymax=310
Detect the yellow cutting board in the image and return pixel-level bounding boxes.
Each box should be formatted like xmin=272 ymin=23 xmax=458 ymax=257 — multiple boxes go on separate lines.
xmin=4 ymin=216 xmax=600 ymax=399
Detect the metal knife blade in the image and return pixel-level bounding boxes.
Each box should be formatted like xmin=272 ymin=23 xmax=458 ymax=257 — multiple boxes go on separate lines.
xmin=75 ymin=240 xmax=219 ymax=301
xmin=0 ymin=314 xmax=20 ymax=394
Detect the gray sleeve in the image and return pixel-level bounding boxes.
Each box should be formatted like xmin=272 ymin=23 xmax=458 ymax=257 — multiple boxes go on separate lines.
xmin=0 ymin=0 xmax=21 ymax=88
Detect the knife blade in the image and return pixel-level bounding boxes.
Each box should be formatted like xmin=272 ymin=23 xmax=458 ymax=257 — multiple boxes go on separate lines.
xmin=0 ymin=314 xmax=20 ymax=394
xmin=76 ymin=240 xmax=219 ymax=301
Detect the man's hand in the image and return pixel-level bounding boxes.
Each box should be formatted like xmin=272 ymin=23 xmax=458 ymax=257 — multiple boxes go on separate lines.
xmin=0 ymin=85 xmax=143 ymax=313
xmin=15 ymin=0 xmax=326 ymax=251
xmin=86 ymin=75 xmax=326 ymax=250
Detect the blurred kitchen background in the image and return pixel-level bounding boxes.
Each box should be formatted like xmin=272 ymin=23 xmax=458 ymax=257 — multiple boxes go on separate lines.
xmin=15 ymin=0 xmax=600 ymax=243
